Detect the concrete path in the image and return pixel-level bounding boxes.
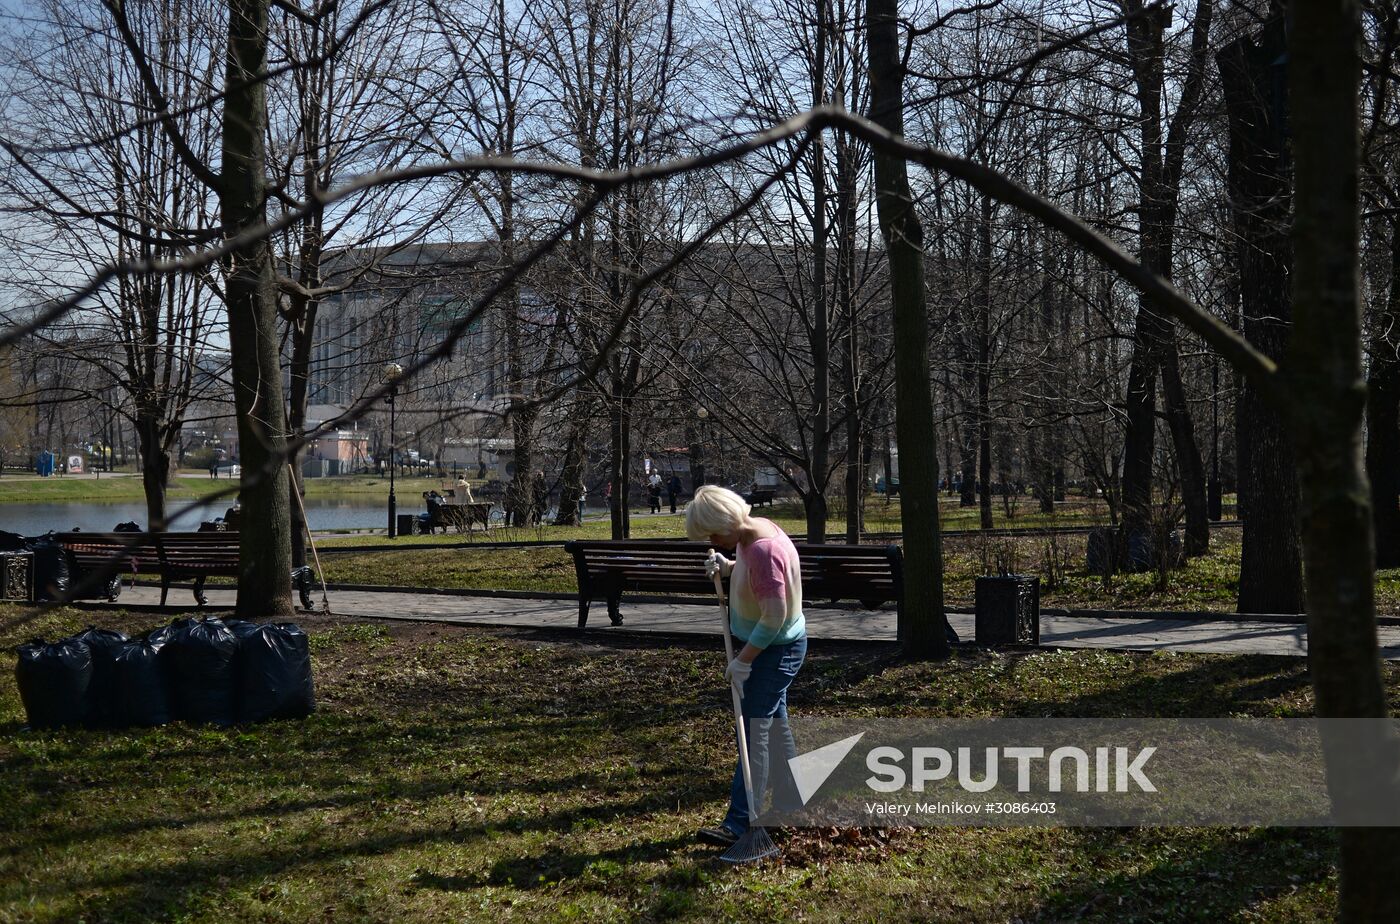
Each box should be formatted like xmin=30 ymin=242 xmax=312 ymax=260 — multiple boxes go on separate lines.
xmin=105 ymin=585 xmax=1400 ymax=660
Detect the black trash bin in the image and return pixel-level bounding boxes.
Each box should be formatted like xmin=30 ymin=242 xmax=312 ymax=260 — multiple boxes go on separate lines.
xmin=974 ymin=575 xmax=1040 ymax=646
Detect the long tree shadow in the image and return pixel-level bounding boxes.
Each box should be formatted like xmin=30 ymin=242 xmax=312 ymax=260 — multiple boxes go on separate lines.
xmin=1026 ymin=827 xmax=1336 ymax=922
xmin=410 ymin=832 xmax=697 ymax=892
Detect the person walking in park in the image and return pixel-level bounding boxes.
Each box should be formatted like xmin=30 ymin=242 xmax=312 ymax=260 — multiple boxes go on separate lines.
xmin=577 ymin=483 xmax=587 ymax=522
xmin=648 ymin=469 xmax=663 ymax=514
xmin=685 ymin=485 xmax=806 ymax=848
xmin=667 ymin=473 xmax=682 ymax=513
xmin=530 ymin=470 xmax=548 ymax=526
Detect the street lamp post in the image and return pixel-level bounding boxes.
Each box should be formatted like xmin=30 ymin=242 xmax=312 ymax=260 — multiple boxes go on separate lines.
xmin=384 ymin=362 xmax=403 ymax=537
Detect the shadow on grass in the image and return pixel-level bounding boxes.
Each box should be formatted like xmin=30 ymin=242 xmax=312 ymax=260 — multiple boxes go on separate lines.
xmin=1027 ymin=827 xmax=1335 ymax=922
xmin=411 ymin=832 xmax=697 ymax=891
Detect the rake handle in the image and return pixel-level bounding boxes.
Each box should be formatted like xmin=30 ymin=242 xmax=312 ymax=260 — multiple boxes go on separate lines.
xmin=713 ymin=568 xmax=760 ymax=826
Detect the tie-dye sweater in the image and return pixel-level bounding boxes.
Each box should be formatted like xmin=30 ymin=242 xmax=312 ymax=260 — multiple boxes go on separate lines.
xmin=729 ymin=529 xmax=806 ymax=648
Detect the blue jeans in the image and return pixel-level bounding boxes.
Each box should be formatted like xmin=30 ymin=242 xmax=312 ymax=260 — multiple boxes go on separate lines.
xmin=723 ymin=634 xmax=807 ymax=834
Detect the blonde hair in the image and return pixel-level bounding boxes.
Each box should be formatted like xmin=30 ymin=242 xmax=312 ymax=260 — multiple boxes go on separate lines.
xmin=685 ymin=485 xmax=751 ymax=540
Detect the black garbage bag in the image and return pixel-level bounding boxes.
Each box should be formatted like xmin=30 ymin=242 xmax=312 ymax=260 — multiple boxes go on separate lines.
xmin=15 ymin=637 xmax=92 ymax=729
xmin=113 ymin=521 xmax=141 ymax=532
xmin=112 ymin=634 xmax=172 ymax=727
xmin=234 ymin=622 xmax=315 ymax=723
xmin=72 ymin=626 xmax=130 ymax=728
xmin=0 ymin=530 xmax=28 ymax=552
xmin=145 ymin=621 xmax=178 ymax=647
xmin=30 ymin=538 xmax=72 ymax=602
xmin=291 ymin=566 xmax=316 ymax=610
xmin=164 ymin=616 xmax=239 ymax=726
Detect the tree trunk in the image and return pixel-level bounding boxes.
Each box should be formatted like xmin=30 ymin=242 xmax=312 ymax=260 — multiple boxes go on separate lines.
xmin=1288 ymin=3 xmax=1400 ymax=916
xmin=286 ymin=295 xmax=315 ymax=570
xmin=1366 ymin=230 xmax=1400 ymax=567
xmin=222 ymin=0 xmax=292 ymax=619
xmin=1161 ymin=346 xmax=1210 ymax=555
xmin=687 ymin=422 xmax=705 ymax=491
xmin=135 ymin=409 xmax=169 ymax=531
xmin=1218 ymin=18 xmax=1305 ymax=610
xmin=958 ymin=411 xmax=977 ymax=507
xmin=508 ymin=403 xmax=537 ymax=528
xmin=868 ymin=0 xmax=948 ymax=658
xmin=608 ymin=386 xmax=629 ymax=539
xmin=1119 ymin=0 xmax=1213 ymax=550
xmin=553 ymin=404 xmax=587 ymax=526
xmin=976 ymin=194 xmax=994 ymax=530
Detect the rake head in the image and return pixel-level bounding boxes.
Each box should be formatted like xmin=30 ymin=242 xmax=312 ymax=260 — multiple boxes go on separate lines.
xmin=720 ymin=825 xmax=779 ymax=864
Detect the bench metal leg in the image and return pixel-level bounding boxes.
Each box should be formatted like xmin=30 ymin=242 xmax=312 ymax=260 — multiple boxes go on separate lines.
xmin=160 ymin=579 xmax=170 ymax=607
xmin=577 ymin=598 xmax=590 ymax=629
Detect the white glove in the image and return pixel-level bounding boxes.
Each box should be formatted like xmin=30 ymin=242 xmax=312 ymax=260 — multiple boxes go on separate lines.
xmin=705 ymin=550 xmax=734 ymax=580
xmin=725 ymin=656 xmax=752 ymax=690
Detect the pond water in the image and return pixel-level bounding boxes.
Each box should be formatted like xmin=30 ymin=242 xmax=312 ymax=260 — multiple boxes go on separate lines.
xmin=0 ymin=497 xmax=429 ymax=535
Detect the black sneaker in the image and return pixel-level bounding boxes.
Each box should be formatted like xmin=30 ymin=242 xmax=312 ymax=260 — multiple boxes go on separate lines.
xmin=696 ymin=825 xmax=740 ymax=847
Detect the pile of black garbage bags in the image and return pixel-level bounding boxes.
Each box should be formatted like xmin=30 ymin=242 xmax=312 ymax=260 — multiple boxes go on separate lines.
xmin=15 ymin=616 xmax=314 ymax=730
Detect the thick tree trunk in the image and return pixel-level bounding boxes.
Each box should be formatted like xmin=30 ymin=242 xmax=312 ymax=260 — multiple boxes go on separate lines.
xmin=1366 ymin=232 xmax=1400 ymax=567
xmin=868 ymin=0 xmax=948 ymax=658
xmin=1218 ymin=19 xmax=1305 ymax=611
xmin=1119 ymin=327 xmax=1160 ymax=536
xmin=508 ymin=403 xmax=537 ymax=528
xmin=1288 ymin=3 xmax=1400 ymax=916
xmin=222 ymin=0 xmax=292 ymax=619
xmin=135 ymin=410 xmax=169 ymax=530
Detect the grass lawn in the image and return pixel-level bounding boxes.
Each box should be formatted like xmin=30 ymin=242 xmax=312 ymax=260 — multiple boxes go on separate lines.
xmin=0 ymin=474 xmax=204 ymax=505
xmin=1 ymin=604 xmax=1374 ymax=921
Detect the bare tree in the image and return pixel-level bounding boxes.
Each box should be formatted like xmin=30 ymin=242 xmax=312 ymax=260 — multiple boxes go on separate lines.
xmin=0 ymin=0 xmax=224 ymax=529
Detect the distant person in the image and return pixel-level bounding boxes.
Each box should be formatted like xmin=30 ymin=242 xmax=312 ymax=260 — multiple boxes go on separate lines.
xmin=452 ymin=477 xmax=474 ymax=504
xmin=209 ymin=460 xmax=218 ymax=480
xmin=648 ymin=470 xmax=663 ymax=514
xmin=577 ymin=483 xmax=587 ymax=522
xmin=419 ymin=490 xmax=444 ymax=534
xmin=667 ymin=473 xmax=682 ymax=514
xmin=604 ymin=479 xmax=614 ymax=513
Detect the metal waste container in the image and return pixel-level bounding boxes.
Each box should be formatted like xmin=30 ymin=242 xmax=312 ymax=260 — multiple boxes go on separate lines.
xmin=974 ymin=575 xmax=1040 ymax=646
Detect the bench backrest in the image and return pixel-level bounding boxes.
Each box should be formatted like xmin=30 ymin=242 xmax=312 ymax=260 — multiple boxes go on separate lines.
xmin=563 ymin=539 xmax=902 ymax=605
xmin=54 ymin=532 xmax=241 ymax=573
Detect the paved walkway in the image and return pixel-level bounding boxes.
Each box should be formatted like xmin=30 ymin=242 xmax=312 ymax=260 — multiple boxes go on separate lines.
xmin=106 ymin=585 xmax=1400 ymax=659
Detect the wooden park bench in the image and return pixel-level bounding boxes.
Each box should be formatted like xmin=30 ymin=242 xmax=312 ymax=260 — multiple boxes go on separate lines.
xmin=54 ymin=531 xmax=242 ymax=606
xmin=427 ymin=502 xmax=494 ymax=534
xmin=564 ymin=539 xmax=904 ymax=629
